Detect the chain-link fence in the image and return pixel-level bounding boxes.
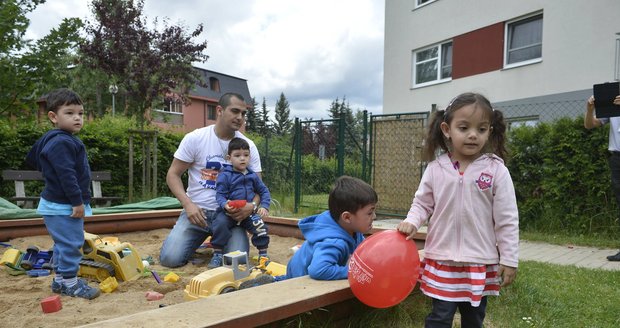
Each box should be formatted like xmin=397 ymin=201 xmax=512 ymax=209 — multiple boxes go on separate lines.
xmin=370 ymin=112 xmax=428 ymax=218
xmin=293 ymin=114 xmax=369 ymax=212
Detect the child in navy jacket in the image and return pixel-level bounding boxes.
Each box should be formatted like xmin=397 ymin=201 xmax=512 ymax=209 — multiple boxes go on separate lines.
xmin=26 ymin=88 xmax=100 ymax=299
xmin=208 ymin=137 xmax=271 ymax=268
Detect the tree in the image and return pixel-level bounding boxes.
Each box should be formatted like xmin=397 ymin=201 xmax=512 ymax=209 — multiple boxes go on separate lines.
xmin=273 ymin=92 xmax=293 ymax=136
xmin=80 ymin=0 xmax=208 ymax=125
xmin=245 ymin=96 xmax=258 ymax=132
xmin=255 ymin=97 xmax=271 ymax=136
xmin=0 ymin=0 xmax=82 ymax=118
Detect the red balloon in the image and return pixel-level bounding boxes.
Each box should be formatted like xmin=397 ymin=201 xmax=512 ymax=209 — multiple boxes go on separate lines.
xmin=348 ymin=229 xmax=420 ymax=308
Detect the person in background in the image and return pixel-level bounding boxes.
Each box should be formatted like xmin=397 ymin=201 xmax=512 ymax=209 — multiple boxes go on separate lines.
xmin=584 ymin=94 xmax=620 ymax=261
xmin=159 ymin=93 xmax=262 ymax=268
xmin=26 ymin=88 xmax=100 ymax=300
xmin=398 ymin=92 xmax=519 ymax=328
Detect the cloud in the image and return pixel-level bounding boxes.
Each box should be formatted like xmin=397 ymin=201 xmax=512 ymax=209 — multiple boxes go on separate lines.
xmin=25 ymin=0 xmax=385 ymax=120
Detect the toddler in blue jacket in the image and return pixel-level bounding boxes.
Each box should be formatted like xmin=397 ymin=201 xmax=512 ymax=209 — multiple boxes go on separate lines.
xmin=26 ymin=88 xmax=100 ymax=300
xmin=208 ymin=137 xmax=271 ymax=268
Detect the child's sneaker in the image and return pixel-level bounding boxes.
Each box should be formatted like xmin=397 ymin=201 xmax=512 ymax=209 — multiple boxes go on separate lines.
xmin=62 ymin=279 xmax=101 ymax=300
xmin=51 ymin=280 xmax=62 ymax=294
xmin=207 ymin=253 xmax=223 ymax=269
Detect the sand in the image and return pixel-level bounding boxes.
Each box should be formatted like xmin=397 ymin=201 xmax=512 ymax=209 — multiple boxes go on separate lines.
xmin=0 ymin=228 xmax=302 ymax=328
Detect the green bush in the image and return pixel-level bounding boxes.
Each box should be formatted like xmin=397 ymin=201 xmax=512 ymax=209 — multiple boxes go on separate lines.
xmin=0 ymin=117 xmax=184 ymax=203
xmin=508 ymin=116 xmax=617 ymax=236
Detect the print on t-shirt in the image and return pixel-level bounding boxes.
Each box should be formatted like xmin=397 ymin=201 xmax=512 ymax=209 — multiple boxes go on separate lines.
xmin=200 ymin=161 xmax=222 ymax=189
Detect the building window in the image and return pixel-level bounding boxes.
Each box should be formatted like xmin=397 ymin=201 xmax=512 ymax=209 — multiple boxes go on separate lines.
xmin=415 ymin=0 xmax=437 ymax=9
xmin=505 ymin=13 xmax=543 ymax=67
xmin=207 ymin=104 xmax=217 ymax=120
xmin=209 ymin=77 xmax=221 ymax=92
xmin=412 ymin=41 xmax=452 ymax=87
xmin=163 ymin=98 xmax=183 ymax=113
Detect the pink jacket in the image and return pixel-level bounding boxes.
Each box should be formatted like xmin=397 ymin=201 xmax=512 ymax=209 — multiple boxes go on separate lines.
xmin=405 ymin=153 xmax=519 ymax=268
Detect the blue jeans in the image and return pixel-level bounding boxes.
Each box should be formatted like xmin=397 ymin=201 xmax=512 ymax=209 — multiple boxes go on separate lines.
xmin=425 ymin=297 xmax=487 ymax=328
xmin=211 ymin=211 xmax=269 ymax=251
xmin=43 ymin=214 xmax=84 ymax=278
xmin=159 ymin=209 xmax=250 ymax=268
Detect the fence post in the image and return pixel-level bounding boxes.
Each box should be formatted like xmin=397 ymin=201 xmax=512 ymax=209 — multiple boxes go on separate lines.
xmin=362 ymin=110 xmax=369 ymax=182
xmin=294 ymin=118 xmax=301 ymax=213
xmin=337 ymin=112 xmax=345 ymax=177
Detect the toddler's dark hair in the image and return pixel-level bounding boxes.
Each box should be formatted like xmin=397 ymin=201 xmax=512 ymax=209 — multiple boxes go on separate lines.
xmin=227 ymin=137 xmax=250 ymax=155
xmin=328 ymin=176 xmax=378 ymax=222
xmin=422 ymin=92 xmax=507 ymax=161
xmin=45 ymin=88 xmax=83 ymax=113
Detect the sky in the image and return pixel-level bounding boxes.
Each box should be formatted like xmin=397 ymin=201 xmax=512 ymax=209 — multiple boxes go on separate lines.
xmin=25 ymin=0 xmax=385 ymax=120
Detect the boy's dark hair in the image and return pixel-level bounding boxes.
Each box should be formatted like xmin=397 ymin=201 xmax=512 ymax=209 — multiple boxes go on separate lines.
xmin=45 ymin=88 xmax=83 ymax=113
xmin=228 ymin=137 xmax=250 ymax=155
xmin=218 ymin=93 xmax=245 ymax=108
xmin=328 ymin=176 xmax=378 ymax=222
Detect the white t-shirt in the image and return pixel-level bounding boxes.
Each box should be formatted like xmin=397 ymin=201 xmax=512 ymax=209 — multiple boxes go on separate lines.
xmin=174 ymin=125 xmax=262 ymax=210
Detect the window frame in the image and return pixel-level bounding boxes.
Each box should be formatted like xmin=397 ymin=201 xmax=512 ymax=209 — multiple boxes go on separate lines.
xmin=504 ymin=12 xmax=543 ymax=69
xmin=162 ymin=98 xmax=183 ymax=114
xmin=412 ymin=40 xmax=453 ymax=88
xmin=414 ymin=0 xmax=438 ymax=9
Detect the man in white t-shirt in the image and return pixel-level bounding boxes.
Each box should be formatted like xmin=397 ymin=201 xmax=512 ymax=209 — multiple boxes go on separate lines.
xmin=160 ymin=93 xmax=262 ymax=267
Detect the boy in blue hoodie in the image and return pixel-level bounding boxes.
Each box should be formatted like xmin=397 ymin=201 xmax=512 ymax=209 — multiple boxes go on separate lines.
xmin=26 ymin=88 xmax=100 ymax=300
xmin=285 ymin=175 xmax=378 ymax=280
xmin=208 ymin=137 xmax=271 ymax=268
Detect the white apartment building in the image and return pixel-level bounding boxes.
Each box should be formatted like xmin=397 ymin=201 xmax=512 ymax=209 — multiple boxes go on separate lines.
xmin=383 ymin=0 xmax=620 ymax=125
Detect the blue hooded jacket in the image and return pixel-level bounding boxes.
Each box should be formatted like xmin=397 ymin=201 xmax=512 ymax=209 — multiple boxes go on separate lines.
xmin=215 ymin=165 xmax=271 ymax=210
xmin=285 ymin=210 xmax=365 ymax=280
xmin=25 ymin=129 xmax=91 ymax=206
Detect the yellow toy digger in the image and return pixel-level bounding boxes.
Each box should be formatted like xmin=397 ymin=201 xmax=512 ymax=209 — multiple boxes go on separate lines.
xmin=78 ymin=232 xmax=144 ymax=282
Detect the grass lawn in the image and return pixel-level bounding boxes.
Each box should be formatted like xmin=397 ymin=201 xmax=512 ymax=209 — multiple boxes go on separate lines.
xmin=276 ymin=261 xmax=620 ymax=328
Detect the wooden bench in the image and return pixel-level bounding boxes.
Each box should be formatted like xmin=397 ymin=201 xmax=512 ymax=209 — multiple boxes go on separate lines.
xmin=1 ymin=170 xmax=122 ymax=208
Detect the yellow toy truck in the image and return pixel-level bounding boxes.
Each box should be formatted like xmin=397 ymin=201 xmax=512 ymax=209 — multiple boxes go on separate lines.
xmin=78 ymin=232 xmax=144 ymax=282
xmin=183 ymin=251 xmax=286 ymax=301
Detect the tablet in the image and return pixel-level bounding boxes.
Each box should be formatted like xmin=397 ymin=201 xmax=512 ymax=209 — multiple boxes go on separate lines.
xmin=594 ymin=82 xmax=620 ymax=118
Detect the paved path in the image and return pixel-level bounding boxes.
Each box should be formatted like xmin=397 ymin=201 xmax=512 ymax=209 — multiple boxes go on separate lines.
xmin=373 ymin=219 xmax=620 ymax=271
xmin=519 ymin=240 xmax=620 ymax=271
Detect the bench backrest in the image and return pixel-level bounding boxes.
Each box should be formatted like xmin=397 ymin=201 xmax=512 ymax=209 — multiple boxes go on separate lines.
xmin=2 ymin=170 xmax=113 ymax=200
xmin=2 ymin=170 xmax=112 ymax=181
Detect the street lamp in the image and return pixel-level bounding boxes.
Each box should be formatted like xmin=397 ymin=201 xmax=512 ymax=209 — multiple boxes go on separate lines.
xmin=108 ymin=84 xmax=118 ymax=116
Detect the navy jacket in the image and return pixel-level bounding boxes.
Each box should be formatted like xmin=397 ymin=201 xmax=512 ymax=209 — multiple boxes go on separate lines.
xmin=26 ymin=129 xmax=91 ymax=206
xmin=285 ymin=210 xmax=365 ymax=280
xmin=215 ymin=165 xmax=271 ymax=210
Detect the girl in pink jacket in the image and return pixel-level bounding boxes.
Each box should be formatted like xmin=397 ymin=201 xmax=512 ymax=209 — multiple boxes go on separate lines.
xmin=398 ymin=92 xmax=519 ymax=328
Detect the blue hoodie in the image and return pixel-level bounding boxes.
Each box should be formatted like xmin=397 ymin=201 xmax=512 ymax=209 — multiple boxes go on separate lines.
xmin=25 ymin=129 xmax=91 ymax=206
xmin=285 ymin=210 xmax=365 ymax=280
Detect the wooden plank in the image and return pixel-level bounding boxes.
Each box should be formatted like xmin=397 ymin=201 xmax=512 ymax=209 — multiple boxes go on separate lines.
xmin=77 ymin=276 xmax=353 ymax=328
xmin=2 ymin=170 xmax=43 ymax=180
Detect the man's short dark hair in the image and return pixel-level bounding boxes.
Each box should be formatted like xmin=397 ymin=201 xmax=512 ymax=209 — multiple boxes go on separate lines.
xmin=328 ymin=176 xmax=378 ymax=222
xmin=45 ymin=88 xmax=83 ymax=113
xmin=228 ymin=137 xmax=250 ymax=155
xmin=219 ymin=93 xmax=245 ymax=109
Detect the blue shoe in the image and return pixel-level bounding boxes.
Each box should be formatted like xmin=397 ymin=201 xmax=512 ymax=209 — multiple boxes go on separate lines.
xmin=62 ymin=279 xmax=100 ymax=300
xmin=51 ymin=280 xmax=62 ymax=294
xmin=207 ymin=253 xmax=223 ymax=269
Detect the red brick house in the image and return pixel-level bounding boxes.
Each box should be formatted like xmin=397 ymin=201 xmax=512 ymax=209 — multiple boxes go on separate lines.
xmin=152 ymin=67 xmax=252 ymax=132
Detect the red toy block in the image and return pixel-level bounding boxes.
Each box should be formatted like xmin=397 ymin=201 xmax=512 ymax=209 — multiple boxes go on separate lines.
xmin=228 ymin=200 xmax=247 ymax=209
xmin=41 ymin=295 xmax=62 ymax=313
xmin=145 ymin=291 xmax=164 ymax=301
